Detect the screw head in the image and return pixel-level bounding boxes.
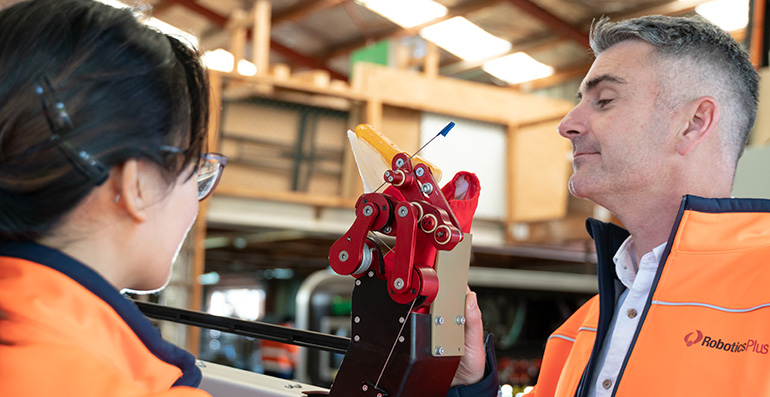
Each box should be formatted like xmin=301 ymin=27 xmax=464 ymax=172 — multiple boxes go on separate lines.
xmin=421 ymin=183 xmax=434 ymax=194
xmin=457 ymin=315 xmax=466 ymax=325
xmin=394 ymin=278 xmax=404 ymax=290
xmin=395 ymin=158 xmax=405 ymax=168
xmin=338 ymin=250 xmax=349 ymax=262
xmin=399 ymin=336 xmax=405 ymax=343
xmin=383 ymin=226 xmax=392 ymax=233
xmin=362 ymin=384 xmax=369 ymax=391
xmin=435 ymin=346 xmax=444 ymax=355
xmin=354 ymin=316 xmax=360 ymax=323
xmin=398 ymin=206 xmax=409 ymax=217
xmin=195 ymin=361 xmax=206 ymax=368
xmin=355 ymin=279 xmax=362 ymax=286
xmin=363 ymin=205 xmax=374 ymax=216
xmin=368 ymin=271 xmax=375 ymax=277
xmin=435 ymin=316 xmax=444 ymax=325
xmin=415 ymin=167 xmax=425 ymax=177
xmin=354 ymin=335 xmax=360 ymax=342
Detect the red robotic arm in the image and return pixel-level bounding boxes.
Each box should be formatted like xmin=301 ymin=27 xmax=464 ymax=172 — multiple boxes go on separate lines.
xmin=329 ymin=152 xmax=464 ymax=308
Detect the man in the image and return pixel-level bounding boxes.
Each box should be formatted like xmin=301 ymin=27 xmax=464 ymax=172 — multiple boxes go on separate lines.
xmin=452 ymin=14 xmax=767 ymax=396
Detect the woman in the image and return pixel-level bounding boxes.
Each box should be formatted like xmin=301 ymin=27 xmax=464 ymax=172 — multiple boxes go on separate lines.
xmin=0 ymin=0 xmax=225 ymax=395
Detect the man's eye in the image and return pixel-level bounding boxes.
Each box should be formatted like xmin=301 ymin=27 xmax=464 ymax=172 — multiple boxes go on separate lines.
xmin=597 ymin=99 xmax=613 ymax=107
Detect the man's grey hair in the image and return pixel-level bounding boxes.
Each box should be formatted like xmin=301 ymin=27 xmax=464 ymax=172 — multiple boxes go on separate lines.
xmin=590 ymin=15 xmax=759 ymax=164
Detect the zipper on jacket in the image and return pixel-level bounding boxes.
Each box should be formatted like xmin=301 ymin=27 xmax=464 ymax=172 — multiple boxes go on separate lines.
xmin=573 ymin=220 xmax=628 ymax=397
xmin=608 ymin=196 xmax=689 ymax=396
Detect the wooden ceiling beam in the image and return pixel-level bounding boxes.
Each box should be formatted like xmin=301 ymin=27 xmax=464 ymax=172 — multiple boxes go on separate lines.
xmin=166 ymin=0 xmax=347 ymax=81
xmin=343 ymin=0 xmax=374 ymax=42
xmin=504 ymin=0 xmax=589 ymax=48
xmin=272 ymin=0 xmax=350 ymax=25
xmin=269 ymin=41 xmax=347 ymax=80
xmin=320 ymin=0 xmax=505 ymax=61
xmin=151 ymin=0 xmax=175 ymax=15
xmin=165 ymin=0 xmax=228 ymax=27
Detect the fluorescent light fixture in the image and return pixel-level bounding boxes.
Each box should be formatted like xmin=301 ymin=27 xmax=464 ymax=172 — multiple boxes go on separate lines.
xmin=695 ymin=0 xmax=749 ymax=32
xmin=482 ymin=52 xmax=554 ymax=85
xmin=202 ymin=51 xmax=259 ymax=75
xmin=202 ymin=49 xmax=234 ymax=73
xmin=420 ymin=17 xmax=512 ymax=61
xmin=358 ymin=0 xmax=447 ymax=28
xmin=96 ymin=0 xmax=199 ymax=47
xmin=237 ymin=59 xmax=258 ymax=76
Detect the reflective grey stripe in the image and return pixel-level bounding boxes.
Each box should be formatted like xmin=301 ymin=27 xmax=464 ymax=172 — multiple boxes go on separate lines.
xmin=548 ymin=334 xmax=576 ymax=343
xmin=651 ymin=300 xmax=770 ymax=313
xmin=548 ymin=327 xmax=597 ymax=343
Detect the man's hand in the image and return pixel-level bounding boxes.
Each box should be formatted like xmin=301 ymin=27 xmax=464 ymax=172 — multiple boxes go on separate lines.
xmin=451 ymin=287 xmax=486 ymax=387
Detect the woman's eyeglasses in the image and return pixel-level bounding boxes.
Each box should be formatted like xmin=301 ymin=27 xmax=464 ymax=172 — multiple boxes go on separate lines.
xmin=160 ymin=146 xmax=228 ymax=201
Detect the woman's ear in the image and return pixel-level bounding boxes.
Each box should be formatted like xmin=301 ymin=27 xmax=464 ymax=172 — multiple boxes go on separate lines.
xmin=115 ymin=159 xmax=147 ymax=222
xmin=676 ymin=96 xmax=719 ymax=156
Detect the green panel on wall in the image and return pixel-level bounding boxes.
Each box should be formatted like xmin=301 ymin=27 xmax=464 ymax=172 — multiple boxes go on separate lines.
xmin=349 ymin=40 xmax=390 ymax=78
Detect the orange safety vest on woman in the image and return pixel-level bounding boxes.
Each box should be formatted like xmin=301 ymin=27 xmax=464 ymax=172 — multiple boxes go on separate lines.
xmin=528 ymin=195 xmax=770 ymax=396
xmin=0 ymin=241 xmax=210 ymax=397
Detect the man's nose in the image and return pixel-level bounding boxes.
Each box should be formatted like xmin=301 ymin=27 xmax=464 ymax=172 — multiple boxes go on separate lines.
xmin=557 ymin=105 xmax=585 ymax=139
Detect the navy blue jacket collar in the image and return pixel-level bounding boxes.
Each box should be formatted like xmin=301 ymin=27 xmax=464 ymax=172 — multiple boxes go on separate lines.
xmin=0 ymin=240 xmax=201 ymax=388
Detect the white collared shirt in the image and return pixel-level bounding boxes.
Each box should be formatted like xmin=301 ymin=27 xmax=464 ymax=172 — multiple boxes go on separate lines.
xmin=587 ymin=237 xmax=667 ymax=396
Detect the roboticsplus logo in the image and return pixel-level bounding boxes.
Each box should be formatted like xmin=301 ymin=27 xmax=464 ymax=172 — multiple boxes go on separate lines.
xmin=684 ymin=329 xmax=769 ymax=354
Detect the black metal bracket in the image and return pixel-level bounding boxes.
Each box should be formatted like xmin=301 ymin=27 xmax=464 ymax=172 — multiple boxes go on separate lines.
xmin=134 ymin=301 xmax=350 ymax=354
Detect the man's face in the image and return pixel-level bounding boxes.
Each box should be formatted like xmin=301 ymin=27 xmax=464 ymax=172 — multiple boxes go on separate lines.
xmin=558 ymin=40 xmax=678 ymax=206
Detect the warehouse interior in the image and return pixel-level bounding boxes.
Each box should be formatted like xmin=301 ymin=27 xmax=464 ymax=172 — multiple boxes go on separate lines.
xmin=99 ymin=0 xmax=770 ymax=393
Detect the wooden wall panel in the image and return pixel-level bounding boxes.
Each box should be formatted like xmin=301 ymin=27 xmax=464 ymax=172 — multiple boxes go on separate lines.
xmin=216 ymin=99 xmax=349 ymax=197
xmin=379 ymin=105 xmax=421 ymax=153
xmin=221 ymin=102 xmax=298 ymax=144
xmin=507 ymin=121 xmax=572 ymax=223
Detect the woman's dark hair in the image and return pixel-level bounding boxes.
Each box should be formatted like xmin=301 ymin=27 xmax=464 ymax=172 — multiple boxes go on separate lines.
xmin=0 ymin=0 xmax=210 ymax=240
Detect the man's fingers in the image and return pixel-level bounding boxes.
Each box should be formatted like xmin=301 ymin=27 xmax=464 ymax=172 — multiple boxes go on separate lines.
xmin=465 ymin=291 xmax=483 ymax=351
xmin=450 ymin=289 xmax=486 ymax=387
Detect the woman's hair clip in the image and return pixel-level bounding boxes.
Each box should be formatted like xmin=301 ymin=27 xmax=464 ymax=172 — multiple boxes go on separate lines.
xmin=36 ymin=76 xmax=108 ymax=185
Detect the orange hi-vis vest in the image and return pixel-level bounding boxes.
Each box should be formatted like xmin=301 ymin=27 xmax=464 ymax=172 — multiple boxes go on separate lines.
xmin=0 ymin=241 xmax=210 ymax=397
xmin=528 ymin=196 xmax=770 ymax=396
xmin=261 ymin=337 xmax=299 ymax=376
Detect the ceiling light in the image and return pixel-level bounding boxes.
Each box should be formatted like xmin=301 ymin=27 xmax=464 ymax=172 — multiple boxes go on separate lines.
xmin=482 ymin=52 xmax=554 ymax=85
xmin=695 ymin=0 xmax=749 ymax=32
xmin=237 ymin=59 xmax=258 ymax=76
xmin=202 ymin=49 xmax=234 ymax=73
xmin=358 ymin=0 xmax=447 ymax=29
xmin=96 ymin=0 xmax=199 ymax=47
xmin=420 ymin=17 xmax=512 ymax=61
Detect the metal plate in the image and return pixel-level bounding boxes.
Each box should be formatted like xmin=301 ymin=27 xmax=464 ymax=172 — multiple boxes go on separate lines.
xmin=430 ymin=234 xmax=472 ymax=357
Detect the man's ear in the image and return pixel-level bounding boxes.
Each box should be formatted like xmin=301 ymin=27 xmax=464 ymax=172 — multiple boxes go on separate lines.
xmin=676 ymin=96 xmax=719 ymax=156
xmin=115 ymin=159 xmax=148 ymax=222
